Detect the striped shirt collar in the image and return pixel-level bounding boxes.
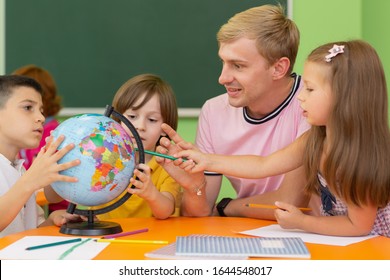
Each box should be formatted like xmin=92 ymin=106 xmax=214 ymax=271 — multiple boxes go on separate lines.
xmin=243 ymin=73 xmax=301 ymax=124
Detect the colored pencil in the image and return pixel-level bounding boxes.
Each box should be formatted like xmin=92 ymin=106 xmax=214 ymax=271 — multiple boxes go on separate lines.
xmin=135 ymin=148 xmax=186 ymax=162
xmin=102 ymin=228 xmax=149 ymax=239
xmin=244 ymin=203 xmax=311 ymax=212
xmin=95 ymin=239 xmax=168 ymax=245
xmin=25 ymin=238 xmax=82 ymax=251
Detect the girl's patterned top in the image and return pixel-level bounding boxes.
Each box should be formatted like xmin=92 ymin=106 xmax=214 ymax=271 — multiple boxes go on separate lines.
xmin=317 ymin=173 xmax=390 ymax=237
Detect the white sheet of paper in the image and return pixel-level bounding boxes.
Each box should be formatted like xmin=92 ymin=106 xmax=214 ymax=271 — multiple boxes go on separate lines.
xmin=0 ymin=236 xmax=109 ymax=260
xmin=239 ymin=224 xmax=377 ymax=246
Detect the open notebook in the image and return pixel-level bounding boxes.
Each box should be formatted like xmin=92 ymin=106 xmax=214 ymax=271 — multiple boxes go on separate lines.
xmin=175 ymin=235 xmax=310 ymax=259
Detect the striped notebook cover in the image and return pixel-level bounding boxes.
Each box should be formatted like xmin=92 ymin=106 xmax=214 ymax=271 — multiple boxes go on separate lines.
xmin=175 ymin=235 xmax=310 ymax=259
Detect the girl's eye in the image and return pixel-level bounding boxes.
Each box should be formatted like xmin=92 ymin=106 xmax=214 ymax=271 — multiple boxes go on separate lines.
xmin=234 ymin=64 xmax=241 ymax=69
xmin=148 ymin=118 xmax=158 ymax=123
xmin=24 ymin=105 xmax=33 ymax=111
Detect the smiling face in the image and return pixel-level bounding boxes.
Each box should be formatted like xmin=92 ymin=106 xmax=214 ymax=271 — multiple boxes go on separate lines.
xmin=298 ymin=61 xmax=333 ymax=127
xmin=121 ymin=92 xmax=164 ymax=158
xmin=218 ymin=37 xmax=274 ymax=112
xmin=0 ymin=86 xmax=45 ymax=160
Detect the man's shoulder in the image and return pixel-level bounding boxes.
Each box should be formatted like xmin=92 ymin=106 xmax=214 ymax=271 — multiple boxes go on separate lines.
xmin=199 ymin=94 xmax=242 ymax=123
xmin=203 ymin=93 xmax=228 ymax=106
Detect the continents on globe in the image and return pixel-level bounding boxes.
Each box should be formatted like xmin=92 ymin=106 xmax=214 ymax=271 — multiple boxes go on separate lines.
xmin=51 ymin=114 xmax=136 ymax=207
xmin=79 ymin=126 xmax=131 ymax=192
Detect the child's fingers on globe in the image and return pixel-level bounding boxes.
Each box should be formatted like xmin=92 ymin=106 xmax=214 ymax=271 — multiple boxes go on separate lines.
xmin=69 ymin=159 xmax=81 ymax=167
xmin=54 ymin=143 xmax=75 ymax=159
xmin=49 ymin=134 xmax=65 ymax=148
xmin=57 ymin=160 xmax=80 ymax=172
xmin=58 ymin=174 xmax=78 ymax=182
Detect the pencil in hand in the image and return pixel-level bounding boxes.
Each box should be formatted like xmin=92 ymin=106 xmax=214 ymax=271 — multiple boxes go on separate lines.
xmin=244 ymin=203 xmax=311 ymax=212
xmin=135 ymin=148 xmax=186 ymax=162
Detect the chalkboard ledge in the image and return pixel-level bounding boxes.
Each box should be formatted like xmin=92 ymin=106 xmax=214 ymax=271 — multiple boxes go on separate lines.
xmin=59 ymin=108 xmax=200 ymax=118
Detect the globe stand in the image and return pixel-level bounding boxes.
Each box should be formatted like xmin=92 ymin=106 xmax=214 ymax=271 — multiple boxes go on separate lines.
xmin=60 ymin=191 xmax=134 ymax=235
xmin=59 ymin=105 xmax=145 ymax=236
xmin=60 ymin=203 xmax=123 ymax=236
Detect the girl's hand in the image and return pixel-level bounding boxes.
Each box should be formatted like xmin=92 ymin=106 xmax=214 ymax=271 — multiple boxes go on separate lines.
xmin=127 ymin=164 xmax=157 ymax=201
xmin=274 ymin=201 xmax=305 ymax=229
xmin=157 ymin=123 xmax=195 ymax=160
xmin=174 ymin=149 xmax=209 ymax=173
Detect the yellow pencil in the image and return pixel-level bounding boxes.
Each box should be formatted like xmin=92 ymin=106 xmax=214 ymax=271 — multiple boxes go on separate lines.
xmin=244 ymin=203 xmax=311 ymax=212
xmin=95 ymin=239 xmax=168 ymax=245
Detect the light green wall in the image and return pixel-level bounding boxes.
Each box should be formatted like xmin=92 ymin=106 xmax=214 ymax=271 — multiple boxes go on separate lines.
xmin=176 ymin=118 xmax=197 ymax=143
xmin=293 ymin=0 xmax=390 ymax=116
xmin=362 ymin=0 xmax=390 ymax=89
xmin=293 ymin=0 xmax=362 ymax=74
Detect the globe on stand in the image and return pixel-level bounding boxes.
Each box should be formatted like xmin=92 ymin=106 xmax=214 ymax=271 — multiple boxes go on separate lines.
xmin=51 ymin=105 xmax=144 ymax=236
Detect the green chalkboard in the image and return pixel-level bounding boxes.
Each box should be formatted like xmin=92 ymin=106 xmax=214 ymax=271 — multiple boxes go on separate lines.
xmin=6 ymin=0 xmax=286 ymax=108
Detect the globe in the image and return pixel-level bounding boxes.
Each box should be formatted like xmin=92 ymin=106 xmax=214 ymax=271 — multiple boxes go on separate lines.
xmin=51 ymin=113 xmax=136 ymax=207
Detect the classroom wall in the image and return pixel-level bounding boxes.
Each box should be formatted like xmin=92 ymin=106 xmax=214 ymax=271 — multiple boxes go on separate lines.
xmin=293 ymin=0 xmax=362 ymax=74
xmin=2 ymin=0 xmax=389 ymax=109
xmin=2 ymin=1 xmax=390 ymax=96
xmin=362 ymin=0 xmax=390 ymax=88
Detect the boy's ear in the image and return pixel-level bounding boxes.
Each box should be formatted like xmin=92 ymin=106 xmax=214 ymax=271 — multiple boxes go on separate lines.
xmin=272 ymin=57 xmax=290 ymax=80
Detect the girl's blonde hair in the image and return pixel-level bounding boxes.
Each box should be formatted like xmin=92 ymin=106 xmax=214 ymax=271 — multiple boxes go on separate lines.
xmin=304 ymin=40 xmax=390 ymax=207
xmin=112 ymin=73 xmax=178 ymax=131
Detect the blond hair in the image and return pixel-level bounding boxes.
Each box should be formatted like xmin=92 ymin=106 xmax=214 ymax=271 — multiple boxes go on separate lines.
xmin=217 ymin=4 xmax=299 ymax=74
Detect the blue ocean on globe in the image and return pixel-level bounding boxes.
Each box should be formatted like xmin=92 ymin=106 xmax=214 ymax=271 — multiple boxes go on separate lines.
xmin=51 ymin=114 xmax=135 ymax=206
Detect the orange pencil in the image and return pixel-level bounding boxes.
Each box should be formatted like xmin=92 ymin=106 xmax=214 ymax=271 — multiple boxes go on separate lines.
xmin=244 ymin=203 xmax=311 ymax=212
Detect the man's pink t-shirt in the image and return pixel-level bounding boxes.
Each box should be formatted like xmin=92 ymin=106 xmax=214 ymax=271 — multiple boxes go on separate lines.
xmin=196 ymin=74 xmax=310 ymax=198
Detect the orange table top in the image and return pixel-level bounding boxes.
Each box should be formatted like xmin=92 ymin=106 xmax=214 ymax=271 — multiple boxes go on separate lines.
xmin=1 ymin=216 xmax=389 ymax=260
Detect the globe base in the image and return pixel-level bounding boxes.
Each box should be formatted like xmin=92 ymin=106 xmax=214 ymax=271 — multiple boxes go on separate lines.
xmin=60 ymin=221 xmax=123 ymax=236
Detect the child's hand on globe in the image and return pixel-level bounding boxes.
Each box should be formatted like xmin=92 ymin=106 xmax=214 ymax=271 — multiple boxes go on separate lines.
xmin=22 ymin=135 xmax=81 ymax=192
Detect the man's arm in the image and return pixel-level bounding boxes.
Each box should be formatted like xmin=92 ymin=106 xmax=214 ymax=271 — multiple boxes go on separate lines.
xmin=221 ymin=166 xmax=310 ymax=220
xmin=179 ymin=175 xmax=222 ymax=216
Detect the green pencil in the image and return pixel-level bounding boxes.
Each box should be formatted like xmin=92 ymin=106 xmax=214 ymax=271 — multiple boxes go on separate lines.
xmin=25 ymin=238 xmax=82 ymax=251
xmin=135 ymin=148 xmax=186 ymax=162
